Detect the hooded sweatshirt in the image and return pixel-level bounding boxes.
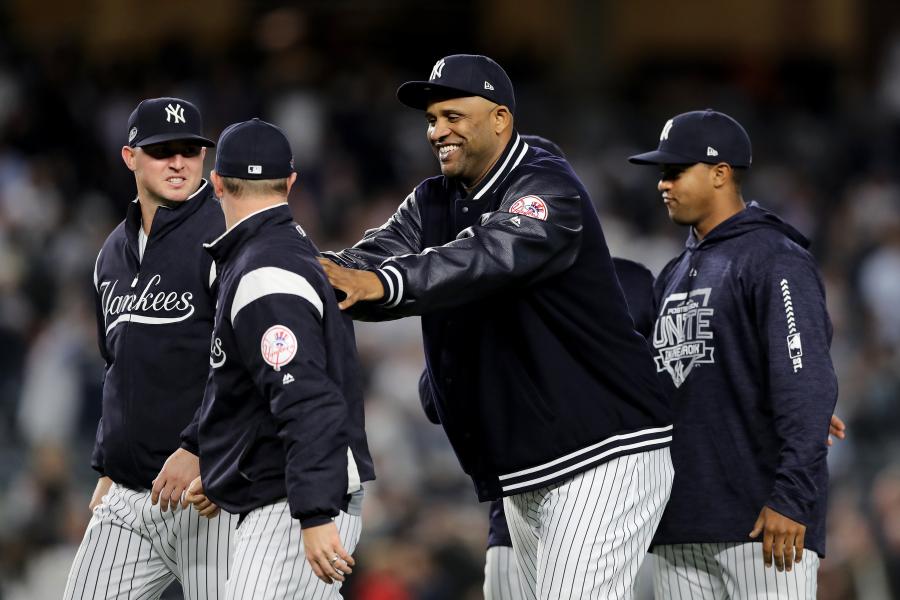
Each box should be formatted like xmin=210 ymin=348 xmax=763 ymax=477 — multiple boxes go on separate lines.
xmin=650 ymin=202 xmax=837 ymax=557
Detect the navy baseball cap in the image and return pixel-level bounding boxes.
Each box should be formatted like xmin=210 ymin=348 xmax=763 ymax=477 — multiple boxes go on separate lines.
xmin=628 ymin=110 xmax=752 ymax=168
xmin=397 ymin=54 xmax=516 ymax=114
xmin=126 ymin=97 xmax=215 ymax=148
xmin=214 ymin=118 xmax=295 ymax=180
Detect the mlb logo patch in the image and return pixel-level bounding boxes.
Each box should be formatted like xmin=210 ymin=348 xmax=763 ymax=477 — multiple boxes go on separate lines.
xmin=787 ymin=333 xmax=803 ymax=358
xmin=248 ymin=165 xmax=263 ymax=174
xmin=508 ymin=195 xmax=548 ymax=221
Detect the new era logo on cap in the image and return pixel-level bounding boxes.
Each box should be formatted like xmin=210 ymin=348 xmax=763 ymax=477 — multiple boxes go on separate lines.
xmin=707 ymin=146 xmax=718 ymax=157
xmin=484 ymin=81 xmax=494 ymax=90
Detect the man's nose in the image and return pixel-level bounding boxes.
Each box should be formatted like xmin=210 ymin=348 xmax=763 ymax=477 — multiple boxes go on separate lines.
xmin=429 ymin=121 xmax=450 ymax=142
xmin=169 ymin=154 xmax=186 ymax=169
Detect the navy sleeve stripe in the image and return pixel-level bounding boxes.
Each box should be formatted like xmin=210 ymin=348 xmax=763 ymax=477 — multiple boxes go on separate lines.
xmin=231 ymin=267 xmax=323 ymax=325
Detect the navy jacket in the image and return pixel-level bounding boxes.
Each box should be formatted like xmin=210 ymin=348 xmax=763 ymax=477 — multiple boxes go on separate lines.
xmin=329 ymin=133 xmax=671 ymax=501
xmin=478 ymin=256 xmax=658 ymax=547
xmin=91 ymin=181 xmax=222 ymax=490
xmin=191 ymin=205 xmax=374 ymax=527
xmin=650 ymin=202 xmax=837 ymax=556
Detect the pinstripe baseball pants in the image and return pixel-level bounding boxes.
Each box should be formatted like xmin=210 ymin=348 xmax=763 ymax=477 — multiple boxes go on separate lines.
xmin=484 ymin=545 xmax=524 ymax=600
xmin=63 ymin=482 xmax=236 ymax=600
xmin=652 ymin=542 xmax=820 ymax=599
xmin=504 ymin=447 xmax=673 ymax=599
xmin=225 ymin=492 xmax=363 ymax=600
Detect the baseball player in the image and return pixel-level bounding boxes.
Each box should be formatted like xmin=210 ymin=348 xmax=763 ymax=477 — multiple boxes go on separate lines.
xmin=64 ymin=97 xmax=236 ymax=599
xmin=183 ymin=118 xmax=375 ymax=599
xmin=318 ymin=54 xmax=674 ymax=599
xmin=420 ymin=254 xmax=658 ymax=600
xmin=629 ymin=109 xmax=838 ymax=598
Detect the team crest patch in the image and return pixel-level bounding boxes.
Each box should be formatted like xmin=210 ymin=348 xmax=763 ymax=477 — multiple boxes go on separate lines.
xmin=261 ymin=325 xmax=298 ymax=371
xmin=509 ymin=196 xmax=548 ymax=221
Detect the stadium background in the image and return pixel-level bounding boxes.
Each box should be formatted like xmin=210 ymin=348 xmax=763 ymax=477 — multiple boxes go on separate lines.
xmin=0 ymin=0 xmax=898 ymax=598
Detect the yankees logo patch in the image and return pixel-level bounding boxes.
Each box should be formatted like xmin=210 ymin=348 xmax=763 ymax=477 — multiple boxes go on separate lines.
xmin=652 ymin=288 xmax=716 ymax=387
xmin=509 ymin=195 xmax=548 ymax=221
xmin=261 ymin=325 xmax=297 ymax=371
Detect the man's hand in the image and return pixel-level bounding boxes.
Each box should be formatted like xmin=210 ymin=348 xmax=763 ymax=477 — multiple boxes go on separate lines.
xmin=749 ymin=506 xmax=806 ymax=571
xmin=151 ymin=448 xmax=200 ymax=512
xmin=184 ymin=476 xmax=220 ymax=518
xmin=828 ymin=414 xmax=846 ymax=446
xmin=317 ymin=258 xmax=384 ymax=310
xmin=302 ymin=521 xmax=355 ymax=584
xmin=89 ymin=476 xmax=113 ymax=512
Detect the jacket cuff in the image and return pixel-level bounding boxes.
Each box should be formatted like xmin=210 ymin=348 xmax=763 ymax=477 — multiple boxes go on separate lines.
xmin=766 ymin=486 xmax=813 ymax=527
xmin=300 ymin=514 xmax=334 ymax=529
xmin=374 ymin=264 xmax=404 ymax=308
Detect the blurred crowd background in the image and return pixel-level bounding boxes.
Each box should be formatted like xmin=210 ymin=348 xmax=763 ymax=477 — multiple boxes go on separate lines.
xmin=0 ymin=1 xmax=899 ymax=598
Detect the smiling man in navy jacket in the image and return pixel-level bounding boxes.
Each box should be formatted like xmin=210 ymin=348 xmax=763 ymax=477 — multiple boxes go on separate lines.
xmin=630 ymin=110 xmax=838 ymax=599
xmin=318 ymin=55 xmax=674 ymax=599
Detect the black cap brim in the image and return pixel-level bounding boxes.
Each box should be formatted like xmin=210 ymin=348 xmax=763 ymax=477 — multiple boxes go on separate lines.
xmin=627 ymin=149 xmax=700 ymax=165
xmin=397 ymin=80 xmax=491 ymax=110
xmin=133 ymin=132 xmax=216 ymax=148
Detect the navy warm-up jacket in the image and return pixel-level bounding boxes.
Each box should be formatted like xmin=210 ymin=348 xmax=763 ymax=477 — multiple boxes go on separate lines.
xmin=650 ymin=202 xmax=838 ymax=556
xmin=91 ymin=181 xmax=222 ymax=490
xmin=328 ymin=132 xmax=672 ymax=501
xmin=190 ymin=205 xmax=374 ymax=527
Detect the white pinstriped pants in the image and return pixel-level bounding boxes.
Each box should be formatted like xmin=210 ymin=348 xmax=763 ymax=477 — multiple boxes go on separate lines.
xmin=484 ymin=545 xmax=524 ymax=600
xmin=63 ymin=482 xmax=237 ymax=600
xmin=504 ymin=447 xmax=673 ymax=599
xmin=225 ymin=497 xmax=363 ymax=600
xmin=652 ymin=542 xmax=820 ymax=599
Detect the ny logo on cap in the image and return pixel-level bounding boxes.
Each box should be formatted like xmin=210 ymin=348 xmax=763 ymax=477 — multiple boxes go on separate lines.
xmin=430 ymin=58 xmax=446 ymax=81
xmin=660 ymin=119 xmax=674 ymax=141
xmin=165 ymin=103 xmax=186 ymax=124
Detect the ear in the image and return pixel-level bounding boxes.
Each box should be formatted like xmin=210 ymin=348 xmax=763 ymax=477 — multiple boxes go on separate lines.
xmin=710 ymin=163 xmax=731 ymax=189
xmin=210 ymin=170 xmax=225 ymax=198
xmin=121 ymin=146 xmax=137 ymax=171
xmin=493 ymin=106 xmax=513 ymax=135
xmin=286 ymin=172 xmax=299 ymax=195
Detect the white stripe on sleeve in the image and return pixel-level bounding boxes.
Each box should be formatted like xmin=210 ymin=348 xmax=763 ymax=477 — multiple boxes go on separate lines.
xmin=231 ymin=267 xmax=323 ymax=325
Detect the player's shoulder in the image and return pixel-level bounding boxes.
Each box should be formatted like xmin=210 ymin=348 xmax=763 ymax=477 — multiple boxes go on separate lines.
xmin=505 ymin=151 xmax=583 ymax=200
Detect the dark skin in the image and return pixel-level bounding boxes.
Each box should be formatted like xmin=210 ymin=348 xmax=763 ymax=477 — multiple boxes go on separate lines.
xmin=659 ymin=161 xmax=847 ymax=572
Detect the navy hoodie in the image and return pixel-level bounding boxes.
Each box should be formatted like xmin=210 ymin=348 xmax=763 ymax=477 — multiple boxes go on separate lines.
xmin=650 ymin=202 xmax=837 ymax=556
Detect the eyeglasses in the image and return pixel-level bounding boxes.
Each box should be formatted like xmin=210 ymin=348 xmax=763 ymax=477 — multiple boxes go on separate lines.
xmin=140 ymin=143 xmax=203 ymax=159
xmin=659 ymin=163 xmax=694 ymax=181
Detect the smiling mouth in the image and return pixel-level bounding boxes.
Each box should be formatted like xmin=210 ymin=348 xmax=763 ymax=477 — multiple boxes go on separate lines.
xmin=167 ymin=177 xmax=187 ymax=186
xmin=438 ymin=144 xmax=461 ymax=161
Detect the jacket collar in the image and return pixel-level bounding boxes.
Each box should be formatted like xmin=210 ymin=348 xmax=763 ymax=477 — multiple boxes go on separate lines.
xmin=461 ymin=131 xmax=530 ymax=200
xmin=125 ymin=179 xmax=214 ymax=249
xmin=204 ymin=203 xmax=292 ymax=262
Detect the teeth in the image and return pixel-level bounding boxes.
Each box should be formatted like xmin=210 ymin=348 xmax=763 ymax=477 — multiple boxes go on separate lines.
xmin=439 ymin=144 xmax=460 ymax=159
